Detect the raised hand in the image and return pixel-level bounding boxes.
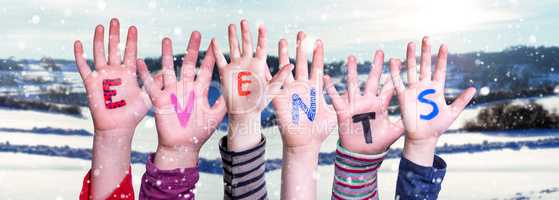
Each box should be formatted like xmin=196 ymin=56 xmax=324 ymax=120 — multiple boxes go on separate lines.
xmin=73 ymin=18 xmax=149 ymax=200
xmin=272 ymin=32 xmax=337 ymax=149
xmin=211 ymin=20 xmax=293 ymax=151
xmin=74 ymin=18 xmax=149 ymax=133
xmin=273 ymin=32 xmax=337 ymax=200
xmin=324 ymin=52 xmax=404 ymax=155
xmin=389 ymin=37 xmax=476 ymax=166
xmin=137 ymin=32 xmax=226 ymax=169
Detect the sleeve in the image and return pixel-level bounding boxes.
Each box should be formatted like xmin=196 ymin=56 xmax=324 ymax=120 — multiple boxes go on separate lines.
xmin=395 ymin=155 xmax=447 ymax=200
xmin=331 ymin=141 xmax=387 ymax=200
xmin=219 ymin=135 xmax=267 ymax=200
xmin=139 ymin=153 xmax=199 ymax=200
xmin=79 ymin=167 xmax=135 ymax=200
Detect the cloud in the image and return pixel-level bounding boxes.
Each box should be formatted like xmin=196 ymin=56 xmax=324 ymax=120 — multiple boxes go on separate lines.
xmin=0 ymin=0 xmax=556 ymax=60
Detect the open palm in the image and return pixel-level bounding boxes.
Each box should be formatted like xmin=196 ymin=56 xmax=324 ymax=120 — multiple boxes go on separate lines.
xmin=389 ymin=37 xmax=476 ymax=141
xmin=324 ymin=52 xmax=404 ymax=154
xmin=74 ymin=18 xmax=149 ymax=133
xmin=272 ymin=32 xmax=337 ymax=148
xmin=137 ymin=32 xmax=226 ymax=151
xmin=211 ymin=20 xmax=292 ymax=116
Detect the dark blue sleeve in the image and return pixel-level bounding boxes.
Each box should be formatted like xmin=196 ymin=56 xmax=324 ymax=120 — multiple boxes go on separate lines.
xmin=395 ymin=155 xmax=446 ymax=200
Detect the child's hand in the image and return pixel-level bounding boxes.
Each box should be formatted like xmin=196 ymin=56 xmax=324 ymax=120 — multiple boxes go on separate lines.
xmin=389 ymin=37 xmax=476 ymax=166
xmin=323 ymin=51 xmax=404 ymax=155
xmin=73 ymin=18 xmax=149 ymax=200
xmin=74 ymin=18 xmax=150 ymax=135
xmin=272 ymin=32 xmax=336 ymax=152
xmin=211 ymin=20 xmax=292 ymax=151
xmin=137 ymin=32 xmax=226 ymax=169
xmin=273 ymin=32 xmax=337 ymax=200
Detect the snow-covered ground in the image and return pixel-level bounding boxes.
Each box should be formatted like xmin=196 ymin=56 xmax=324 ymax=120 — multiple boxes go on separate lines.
xmin=1 ymin=95 xmax=559 ymax=199
xmin=1 ymin=148 xmax=558 ymax=199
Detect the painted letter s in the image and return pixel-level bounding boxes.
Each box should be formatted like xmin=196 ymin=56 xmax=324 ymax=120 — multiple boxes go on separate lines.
xmin=417 ymin=88 xmax=439 ymax=120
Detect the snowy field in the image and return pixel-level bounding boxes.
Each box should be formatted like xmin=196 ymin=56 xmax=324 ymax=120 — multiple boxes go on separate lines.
xmin=1 ymin=95 xmax=559 ymax=199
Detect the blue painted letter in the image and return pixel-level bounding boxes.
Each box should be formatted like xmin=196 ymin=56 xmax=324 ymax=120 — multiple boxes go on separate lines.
xmin=292 ymin=88 xmax=317 ymax=124
xmin=417 ymin=89 xmax=439 ymax=120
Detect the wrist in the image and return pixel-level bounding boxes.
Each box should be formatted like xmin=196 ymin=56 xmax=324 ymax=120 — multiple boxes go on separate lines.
xmin=154 ymin=145 xmax=199 ymax=170
xmin=403 ymin=137 xmax=438 ymax=167
xmin=90 ymin=128 xmax=134 ymax=197
xmin=227 ymin=113 xmax=262 ymax=151
xmin=228 ymin=112 xmax=261 ymax=124
xmin=93 ymin=129 xmax=134 ymax=152
xmin=337 ymin=140 xmax=388 ymax=158
xmin=283 ymin=144 xmax=321 ymax=158
xmin=94 ymin=128 xmax=135 ymax=139
xmin=280 ymin=145 xmax=320 ymax=200
xmin=282 ymin=146 xmax=320 ymax=174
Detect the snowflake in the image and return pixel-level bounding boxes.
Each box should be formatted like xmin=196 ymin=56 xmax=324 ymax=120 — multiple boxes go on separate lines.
xmin=31 ymin=15 xmax=40 ymax=24
xmin=97 ymin=0 xmax=107 ymax=11
xmin=479 ymin=86 xmax=490 ymax=96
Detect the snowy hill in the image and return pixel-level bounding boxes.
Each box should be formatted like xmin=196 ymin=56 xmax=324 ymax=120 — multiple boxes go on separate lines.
xmin=1 ymin=46 xmax=559 ymax=199
xmin=1 ymin=95 xmax=559 ymax=199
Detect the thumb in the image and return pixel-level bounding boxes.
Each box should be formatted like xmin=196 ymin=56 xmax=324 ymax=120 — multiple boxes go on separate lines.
xmin=264 ymin=64 xmax=294 ymax=105
xmin=450 ymin=87 xmax=477 ymax=119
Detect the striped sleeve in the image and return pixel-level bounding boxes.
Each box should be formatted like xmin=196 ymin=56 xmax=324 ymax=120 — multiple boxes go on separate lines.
xmin=331 ymin=141 xmax=387 ymax=200
xmin=219 ymin=136 xmax=267 ymax=200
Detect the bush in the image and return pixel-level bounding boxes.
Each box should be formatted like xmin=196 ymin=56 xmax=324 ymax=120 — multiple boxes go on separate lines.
xmin=0 ymin=96 xmax=82 ymax=117
xmin=0 ymin=59 xmax=23 ymax=71
xmin=0 ymin=73 xmax=19 ymax=86
xmin=465 ymin=102 xmax=559 ymax=131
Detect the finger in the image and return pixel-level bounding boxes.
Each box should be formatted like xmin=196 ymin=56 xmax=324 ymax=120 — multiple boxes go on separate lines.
xmin=346 ymin=55 xmax=359 ymax=104
xmin=279 ymin=64 xmax=294 ymax=88
xmin=389 ymin=58 xmax=405 ymax=94
xmin=154 ymin=73 xmax=163 ymax=89
xmin=264 ymin=63 xmax=272 ymax=82
xmin=180 ymin=31 xmax=201 ymax=82
xmin=137 ymin=59 xmax=159 ymax=97
xmin=379 ymin=78 xmax=395 ymax=108
xmin=450 ymin=87 xmax=477 ymax=115
xmin=108 ymin=18 xmax=121 ymax=66
xmin=211 ymin=38 xmax=228 ymax=70
xmin=268 ymin=64 xmax=293 ymax=89
xmin=161 ymin=38 xmax=177 ymax=87
xmin=255 ymin=25 xmax=268 ymax=59
xmin=340 ymin=92 xmax=349 ymax=102
xmin=73 ymin=41 xmax=92 ymax=80
xmin=419 ymin=36 xmax=432 ymax=81
xmin=93 ymin=25 xmax=106 ymax=66
xmin=240 ymin=19 xmax=253 ymax=57
xmin=266 ymin=64 xmax=294 ymax=104
xmin=295 ymin=32 xmax=308 ymax=80
xmin=323 ymin=75 xmax=345 ymax=111
xmin=393 ymin=119 xmax=405 ymax=133
xmin=211 ymin=96 xmax=227 ymax=116
xmin=278 ymin=39 xmax=294 ymax=84
xmin=433 ymin=44 xmax=448 ymax=86
xmin=310 ymin=40 xmax=324 ymax=82
xmin=123 ymin=26 xmax=138 ymax=68
xmin=227 ymin=24 xmax=241 ymax=61
xmin=196 ymin=43 xmax=216 ymax=88
xmin=387 ymin=120 xmax=405 ymax=144
xmin=406 ymin=42 xmax=418 ymax=85
xmin=364 ymin=50 xmax=384 ymax=96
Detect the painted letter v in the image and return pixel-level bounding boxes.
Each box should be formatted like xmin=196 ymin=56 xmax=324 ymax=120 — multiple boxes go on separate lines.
xmin=170 ymin=91 xmax=196 ymax=127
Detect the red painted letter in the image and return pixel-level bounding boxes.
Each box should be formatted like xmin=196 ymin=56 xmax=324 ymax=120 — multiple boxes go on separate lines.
xmin=237 ymin=71 xmax=252 ymax=96
xmin=103 ymin=78 xmax=127 ymax=109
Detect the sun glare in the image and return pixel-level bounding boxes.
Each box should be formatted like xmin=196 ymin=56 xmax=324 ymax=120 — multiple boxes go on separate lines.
xmin=412 ymin=0 xmax=482 ymax=35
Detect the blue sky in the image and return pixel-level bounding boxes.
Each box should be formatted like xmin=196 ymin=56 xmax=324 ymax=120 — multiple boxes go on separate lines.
xmin=1 ymin=0 xmax=558 ymax=61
